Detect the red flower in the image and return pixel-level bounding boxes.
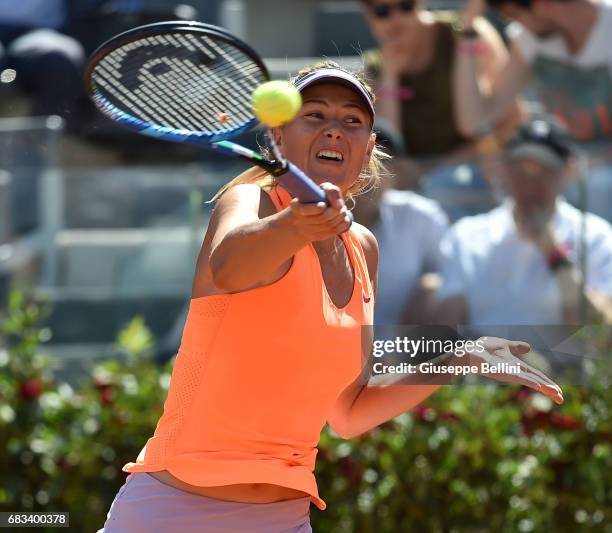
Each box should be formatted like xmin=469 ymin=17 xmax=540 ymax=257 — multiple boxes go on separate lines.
xmin=510 ymin=388 xmax=534 ymax=404
xmin=412 ymin=405 xmax=436 ymax=422
xmin=520 ymin=408 xmax=553 ymax=435
xmin=95 ymin=379 xmax=114 ymax=407
xmin=439 ymin=411 xmax=461 ymax=423
xmin=98 ymin=385 xmax=114 ymax=406
xmin=337 ymin=456 xmax=363 ymax=487
xmin=19 ymin=378 xmax=43 ymax=400
xmin=550 ymin=413 xmax=580 ymax=430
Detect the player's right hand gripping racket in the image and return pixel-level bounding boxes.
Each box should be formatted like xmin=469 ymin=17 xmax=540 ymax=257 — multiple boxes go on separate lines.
xmin=85 ymin=20 xmax=352 ymax=221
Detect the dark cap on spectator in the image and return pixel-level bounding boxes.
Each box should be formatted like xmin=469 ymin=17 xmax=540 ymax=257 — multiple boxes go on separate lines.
xmin=507 ymin=116 xmax=574 ymax=169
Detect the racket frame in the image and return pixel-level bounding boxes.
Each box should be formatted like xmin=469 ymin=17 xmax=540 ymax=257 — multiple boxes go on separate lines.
xmin=85 ymin=21 xmax=270 ymax=143
xmin=84 ymin=21 xmax=334 ymax=208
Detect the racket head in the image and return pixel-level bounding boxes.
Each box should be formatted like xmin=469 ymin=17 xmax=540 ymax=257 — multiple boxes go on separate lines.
xmin=84 ymin=21 xmax=270 ymax=143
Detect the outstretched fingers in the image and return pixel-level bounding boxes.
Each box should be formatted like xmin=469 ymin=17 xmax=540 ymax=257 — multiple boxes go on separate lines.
xmin=517 ymin=362 xmax=564 ymax=403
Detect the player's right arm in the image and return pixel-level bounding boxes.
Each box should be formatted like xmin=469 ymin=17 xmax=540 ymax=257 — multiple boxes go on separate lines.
xmin=193 ymin=183 xmax=350 ymax=295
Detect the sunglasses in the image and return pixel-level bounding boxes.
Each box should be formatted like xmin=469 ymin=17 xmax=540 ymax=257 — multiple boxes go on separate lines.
xmin=370 ymin=0 xmax=416 ymax=18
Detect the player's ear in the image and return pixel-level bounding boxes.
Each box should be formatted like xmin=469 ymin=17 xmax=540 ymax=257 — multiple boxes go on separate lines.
xmin=362 ymin=132 xmax=376 ymax=168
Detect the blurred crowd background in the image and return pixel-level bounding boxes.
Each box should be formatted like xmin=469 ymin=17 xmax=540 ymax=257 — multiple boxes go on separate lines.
xmin=0 ymin=0 xmax=611 ymax=531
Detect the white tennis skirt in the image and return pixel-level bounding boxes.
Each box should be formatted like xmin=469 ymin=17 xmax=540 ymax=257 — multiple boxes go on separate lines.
xmin=97 ymin=472 xmax=312 ymax=533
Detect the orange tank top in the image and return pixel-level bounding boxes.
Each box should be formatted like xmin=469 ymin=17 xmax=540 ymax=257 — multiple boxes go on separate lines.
xmin=122 ymin=185 xmax=375 ymax=511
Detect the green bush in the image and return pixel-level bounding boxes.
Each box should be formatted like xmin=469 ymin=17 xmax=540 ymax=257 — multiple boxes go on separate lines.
xmin=1 ymin=292 xmax=610 ymax=532
xmin=0 ymin=292 xmax=173 ymax=530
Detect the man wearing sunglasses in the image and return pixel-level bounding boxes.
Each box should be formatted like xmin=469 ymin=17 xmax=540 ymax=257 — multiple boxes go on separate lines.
xmin=435 ymin=116 xmax=612 ymax=329
xmin=359 ymin=0 xmax=520 ymax=205
xmin=455 ymin=0 xmax=612 ymax=221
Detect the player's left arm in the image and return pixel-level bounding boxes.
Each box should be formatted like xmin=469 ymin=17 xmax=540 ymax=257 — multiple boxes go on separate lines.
xmin=327 ymin=224 xmax=445 ymax=440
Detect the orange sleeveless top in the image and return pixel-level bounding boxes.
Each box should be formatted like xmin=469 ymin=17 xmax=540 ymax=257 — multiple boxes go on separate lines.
xmin=122 ymin=185 xmax=375 ymax=510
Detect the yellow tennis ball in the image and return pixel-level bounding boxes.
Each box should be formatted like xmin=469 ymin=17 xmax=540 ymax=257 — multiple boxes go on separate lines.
xmin=251 ymin=81 xmax=302 ymax=127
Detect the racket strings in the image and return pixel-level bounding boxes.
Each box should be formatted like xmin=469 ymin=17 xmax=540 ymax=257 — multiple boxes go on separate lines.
xmin=91 ymin=31 xmax=267 ymax=135
xmin=98 ymin=38 xmax=244 ymax=130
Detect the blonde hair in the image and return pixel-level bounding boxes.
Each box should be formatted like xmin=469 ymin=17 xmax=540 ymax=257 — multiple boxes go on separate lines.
xmin=211 ymin=60 xmax=389 ymax=203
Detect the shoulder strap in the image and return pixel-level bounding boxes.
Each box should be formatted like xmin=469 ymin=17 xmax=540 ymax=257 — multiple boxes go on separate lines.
xmin=341 ymin=228 xmax=374 ymax=299
xmin=269 ymin=185 xmax=293 ymax=212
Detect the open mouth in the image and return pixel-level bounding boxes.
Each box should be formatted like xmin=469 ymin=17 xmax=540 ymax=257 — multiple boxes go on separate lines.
xmin=316 ymin=150 xmax=344 ymax=162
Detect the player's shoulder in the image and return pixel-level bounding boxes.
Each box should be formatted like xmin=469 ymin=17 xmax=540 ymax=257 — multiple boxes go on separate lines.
xmin=212 ymin=182 xmax=278 ymax=220
xmin=351 ymin=221 xmax=378 ymax=251
xmin=214 ymin=182 xmax=263 ymax=207
xmin=350 ymin=221 xmax=379 ymax=270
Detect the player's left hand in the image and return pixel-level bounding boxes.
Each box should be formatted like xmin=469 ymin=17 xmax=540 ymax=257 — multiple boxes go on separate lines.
xmin=464 ymin=337 xmax=564 ymax=404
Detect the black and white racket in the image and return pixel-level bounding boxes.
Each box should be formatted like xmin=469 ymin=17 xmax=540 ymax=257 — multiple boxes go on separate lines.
xmin=85 ymin=20 xmax=345 ymax=212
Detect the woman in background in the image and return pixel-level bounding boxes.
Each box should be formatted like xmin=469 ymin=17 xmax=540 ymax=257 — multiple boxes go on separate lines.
xmin=360 ymin=0 xmax=521 ymax=210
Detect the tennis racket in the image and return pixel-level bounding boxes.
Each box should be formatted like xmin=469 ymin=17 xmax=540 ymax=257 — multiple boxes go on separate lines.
xmin=84 ymin=20 xmax=351 ymax=218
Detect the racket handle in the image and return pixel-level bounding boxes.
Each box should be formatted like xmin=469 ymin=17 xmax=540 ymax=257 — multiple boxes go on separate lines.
xmin=280 ymin=162 xmax=354 ymax=223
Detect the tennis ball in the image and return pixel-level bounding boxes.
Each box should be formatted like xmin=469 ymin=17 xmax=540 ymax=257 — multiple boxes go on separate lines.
xmin=251 ymin=81 xmax=302 ymax=127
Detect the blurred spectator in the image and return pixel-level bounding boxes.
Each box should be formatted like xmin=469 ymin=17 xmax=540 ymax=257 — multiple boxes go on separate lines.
xmin=353 ymin=129 xmax=449 ymax=326
xmin=359 ymin=0 xmax=520 ymax=200
xmin=435 ymin=116 xmax=612 ymax=327
xmin=0 ymin=0 xmax=99 ymax=130
xmin=456 ymin=0 xmax=612 ymax=221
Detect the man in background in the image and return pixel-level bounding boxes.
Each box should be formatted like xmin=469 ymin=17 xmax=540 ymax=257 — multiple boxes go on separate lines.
xmin=436 ymin=116 xmax=612 ymax=328
xmin=455 ymin=0 xmax=612 ymax=221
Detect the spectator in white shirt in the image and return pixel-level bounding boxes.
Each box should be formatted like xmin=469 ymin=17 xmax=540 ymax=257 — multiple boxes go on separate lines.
xmin=455 ymin=0 xmax=612 ymax=222
xmin=436 ymin=116 xmax=612 ymax=328
xmin=353 ymin=127 xmax=450 ymax=325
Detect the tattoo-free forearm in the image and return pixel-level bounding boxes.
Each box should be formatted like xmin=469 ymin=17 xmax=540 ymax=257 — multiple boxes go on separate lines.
xmin=210 ymin=212 xmax=308 ymax=291
xmin=338 ymin=350 xmax=462 ymax=438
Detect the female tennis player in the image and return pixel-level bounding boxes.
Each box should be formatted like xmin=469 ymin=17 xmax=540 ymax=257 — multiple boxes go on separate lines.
xmin=98 ymin=61 xmax=563 ymax=533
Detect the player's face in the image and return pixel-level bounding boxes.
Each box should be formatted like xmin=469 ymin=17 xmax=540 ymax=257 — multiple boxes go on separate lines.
xmin=275 ymin=83 xmax=376 ymax=194
xmin=497 ymin=4 xmax=558 ymax=37
xmin=505 ymin=158 xmax=564 ymax=212
xmin=365 ymin=0 xmax=419 ymax=48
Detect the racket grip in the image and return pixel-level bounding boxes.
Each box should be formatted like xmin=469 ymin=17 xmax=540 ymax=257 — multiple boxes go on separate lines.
xmin=279 ymin=162 xmax=354 ymax=223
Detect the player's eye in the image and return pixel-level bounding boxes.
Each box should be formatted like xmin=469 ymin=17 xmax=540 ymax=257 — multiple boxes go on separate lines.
xmin=304 ymin=111 xmax=324 ymax=119
xmin=345 ymin=116 xmax=363 ymax=124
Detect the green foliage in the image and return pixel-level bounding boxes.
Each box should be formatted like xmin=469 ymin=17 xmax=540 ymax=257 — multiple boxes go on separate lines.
xmin=0 ymin=291 xmax=610 ymax=532
xmin=313 ymin=380 xmax=611 ymax=533
xmin=0 ymin=292 xmax=172 ymax=530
